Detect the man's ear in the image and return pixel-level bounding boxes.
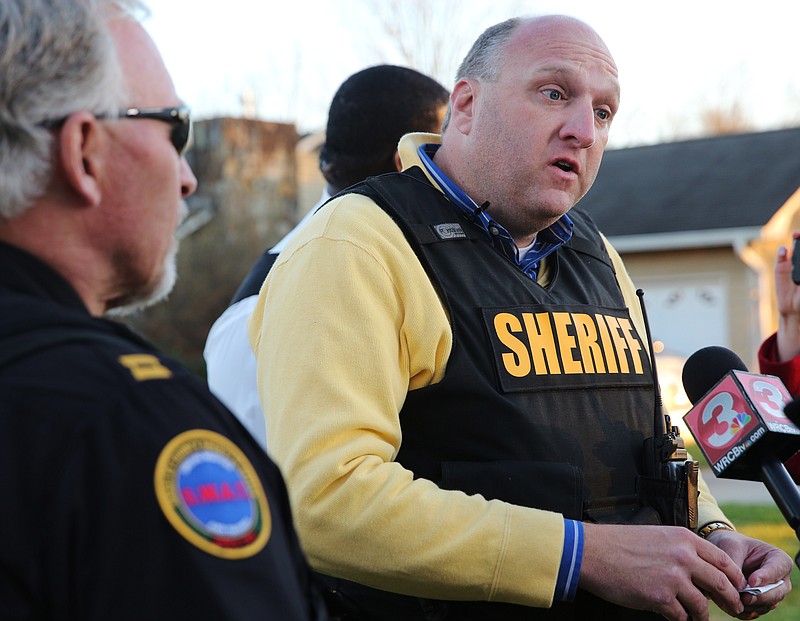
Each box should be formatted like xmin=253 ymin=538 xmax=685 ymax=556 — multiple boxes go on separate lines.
xmin=393 ymin=150 xmax=402 ymax=172
xmin=58 ymin=111 xmax=103 ymax=207
xmin=449 ymin=79 xmax=478 ymax=135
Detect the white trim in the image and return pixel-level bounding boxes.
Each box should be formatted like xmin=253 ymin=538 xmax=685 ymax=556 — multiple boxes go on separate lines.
xmin=606 ymin=227 xmax=762 ymax=253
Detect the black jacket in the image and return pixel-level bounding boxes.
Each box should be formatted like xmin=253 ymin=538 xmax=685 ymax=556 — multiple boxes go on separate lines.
xmin=0 ymin=242 xmax=327 ymax=620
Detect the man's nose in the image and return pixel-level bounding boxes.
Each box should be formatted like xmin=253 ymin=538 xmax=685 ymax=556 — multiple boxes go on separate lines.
xmin=560 ymin=101 xmax=596 ymax=148
xmin=180 ymin=156 xmax=198 ymax=198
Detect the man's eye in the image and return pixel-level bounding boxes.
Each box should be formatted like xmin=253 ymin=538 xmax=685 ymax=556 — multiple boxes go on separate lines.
xmin=595 ymin=109 xmax=611 ymax=121
xmin=543 ymin=89 xmax=563 ymax=101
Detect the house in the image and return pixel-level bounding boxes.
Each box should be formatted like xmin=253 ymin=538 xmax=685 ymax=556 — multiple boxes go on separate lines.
xmin=580 ymin=127 xmax=800 ymax=413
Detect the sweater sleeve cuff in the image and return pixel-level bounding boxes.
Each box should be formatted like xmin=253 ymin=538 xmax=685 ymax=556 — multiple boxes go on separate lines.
xmin=554 ymin=519 xmax=583 ymax=602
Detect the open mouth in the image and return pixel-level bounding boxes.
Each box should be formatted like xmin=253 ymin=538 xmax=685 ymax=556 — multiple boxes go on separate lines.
xmin=553 ymin=160 xmax=575 ymax=173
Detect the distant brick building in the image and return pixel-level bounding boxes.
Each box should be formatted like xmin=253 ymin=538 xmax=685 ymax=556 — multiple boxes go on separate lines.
xmin=128 ymin=117 xmax=325 ymax=373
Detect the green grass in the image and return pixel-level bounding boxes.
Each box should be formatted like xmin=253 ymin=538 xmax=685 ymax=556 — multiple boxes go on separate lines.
xmin=709 ymin=503 xmax=799 ymax=620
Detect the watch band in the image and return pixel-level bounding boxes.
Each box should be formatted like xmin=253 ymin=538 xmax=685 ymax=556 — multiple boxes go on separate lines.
xmin=698 ymin=521 xmax=734 ymax=539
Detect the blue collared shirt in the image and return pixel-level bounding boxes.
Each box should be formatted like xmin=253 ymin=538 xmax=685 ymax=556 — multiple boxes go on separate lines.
xmin=418 ymin=142 xmax=582 ymax=601
xmin=418 ymin=143 xmax=573 ymax=281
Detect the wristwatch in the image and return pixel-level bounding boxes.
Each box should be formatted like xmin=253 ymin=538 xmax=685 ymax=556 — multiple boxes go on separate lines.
xmin=698 ymin=521 xmax=734 ymax=539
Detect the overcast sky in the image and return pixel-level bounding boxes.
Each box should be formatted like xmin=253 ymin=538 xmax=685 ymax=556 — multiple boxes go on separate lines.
xmin=145 ymin=0 xmax=800 ymax=147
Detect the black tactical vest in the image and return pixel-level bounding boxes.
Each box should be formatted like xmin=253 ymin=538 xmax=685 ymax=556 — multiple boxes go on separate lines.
xmin=321 ymin=168 xmax=669 ymax=621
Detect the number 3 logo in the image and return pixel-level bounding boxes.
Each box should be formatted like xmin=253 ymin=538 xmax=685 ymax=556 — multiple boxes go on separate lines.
xmin=751 ymin=380 xmax=787 ymax=419
xmin=701 ymin=392 xmax=748 ymax=448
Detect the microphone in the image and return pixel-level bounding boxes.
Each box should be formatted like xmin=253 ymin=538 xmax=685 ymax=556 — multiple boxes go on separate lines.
xmin=681 ymin=346 xmax=800 ymax=545
xmin=682 ymin=346 xmax=748 ymax=405
xmin=785 ymin=397 xmax=800 ymax=428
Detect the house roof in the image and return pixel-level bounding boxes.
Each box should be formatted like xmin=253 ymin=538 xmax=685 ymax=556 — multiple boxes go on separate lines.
xmin=580 ymin=127 xmax=800 ymax=241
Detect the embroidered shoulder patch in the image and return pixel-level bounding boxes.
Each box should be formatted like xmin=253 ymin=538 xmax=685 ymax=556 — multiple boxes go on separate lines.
xmin=154 ymin=429 xmax=271 ymax=559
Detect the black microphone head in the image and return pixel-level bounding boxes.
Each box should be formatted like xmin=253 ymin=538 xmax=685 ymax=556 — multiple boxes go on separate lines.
xmin=682 ymin=345 xmax=749 ymax=405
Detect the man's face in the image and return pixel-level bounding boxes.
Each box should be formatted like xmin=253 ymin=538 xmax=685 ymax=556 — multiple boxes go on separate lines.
xmin=102 ymin=19 xmax=197 ymax=314
xmin=456 ymin=17 xmax=620 ymax=244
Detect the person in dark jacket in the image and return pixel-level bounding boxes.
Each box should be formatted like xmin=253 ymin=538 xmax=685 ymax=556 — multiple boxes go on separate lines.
xmin=0 ymin=1 xmax=327 ymax=619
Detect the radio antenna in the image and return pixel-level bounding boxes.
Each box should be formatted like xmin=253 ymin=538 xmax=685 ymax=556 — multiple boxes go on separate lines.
xmin=636 ymin=288 xmax=667 ymax=438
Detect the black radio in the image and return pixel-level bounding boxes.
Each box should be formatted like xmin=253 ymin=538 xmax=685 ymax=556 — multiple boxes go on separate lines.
xmin=638 ymin=289 xmax=699 ymax=530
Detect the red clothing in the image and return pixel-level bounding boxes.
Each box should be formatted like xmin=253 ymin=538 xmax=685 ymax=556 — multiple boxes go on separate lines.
xmin=759 ymin=332 xmax=800 ymax=395
xmin=759 ymin=332 xmax=800 ymax=481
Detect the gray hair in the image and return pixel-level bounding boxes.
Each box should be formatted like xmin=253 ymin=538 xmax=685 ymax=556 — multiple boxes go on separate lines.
xmin=441 ymin=17 xmax=522 ymax=132
xmin=0 ymin=0 xmax=147 ymax=219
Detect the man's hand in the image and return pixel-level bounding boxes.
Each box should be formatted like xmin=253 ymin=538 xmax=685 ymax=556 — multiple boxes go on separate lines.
xmin=705 ymin=528 xmax=793 ymax=620
xmin=579 ymin=524 xmax=793 ymax=620
xmin=580 ymin=523 xmax=747 ymax=621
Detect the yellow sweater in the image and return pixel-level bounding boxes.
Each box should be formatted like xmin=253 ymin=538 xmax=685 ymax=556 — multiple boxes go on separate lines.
xmin=248 ymin=133 xmax=730 ymax=608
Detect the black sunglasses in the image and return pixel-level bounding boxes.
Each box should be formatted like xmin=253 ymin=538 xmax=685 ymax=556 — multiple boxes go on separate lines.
xmin=104 ymin=106 xmax=192 ymax=155
xmin=42 ymin=105 xmax=192 ymax=156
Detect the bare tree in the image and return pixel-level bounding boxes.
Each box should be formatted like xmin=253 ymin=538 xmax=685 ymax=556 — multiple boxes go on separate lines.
xmin=347 ymin=0 xmax=527 ymax=87
xmin=699 ymin=101 xmax=755 ymax=136
xmin=779 ymin=83 xmax=800 ymax=128
xmin=637 ymin=69 xmax=757 ymax=145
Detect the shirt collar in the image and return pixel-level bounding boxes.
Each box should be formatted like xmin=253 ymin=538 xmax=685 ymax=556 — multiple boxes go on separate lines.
xmin=416 ymin=142 xmax=573 ymax=281
xmin=0 ymin=241 xmax=89 ymax=312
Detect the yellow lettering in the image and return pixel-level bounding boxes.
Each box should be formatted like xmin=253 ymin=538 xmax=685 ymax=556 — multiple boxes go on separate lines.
xmin=553 ymin=312 xmax=581 ymax=374
xmin=618 ymin=318 xmax=645 ymax=374
xmin=493 ymin=310 xmax=646 ymax=379
xmin=604 ymin=316 xmax=630 ymax=373
xmin=118 ymin=354 xmax=173 ymax=381
xmin=523 ymin=312 xmax=561 ymax=374
xmin=572 ymin=313 xmax=605 ymax=373
xmin=595 ymin=314 xmax=619 ymax=373
xmin=493 ymin=313 xmax=531 ymax=377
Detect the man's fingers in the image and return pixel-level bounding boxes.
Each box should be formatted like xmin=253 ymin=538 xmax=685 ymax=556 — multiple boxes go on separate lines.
xmin=675 ymin=587 xmax=712 ymax=621
xmin=687 ymin=539 xmax=746 ymax=616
